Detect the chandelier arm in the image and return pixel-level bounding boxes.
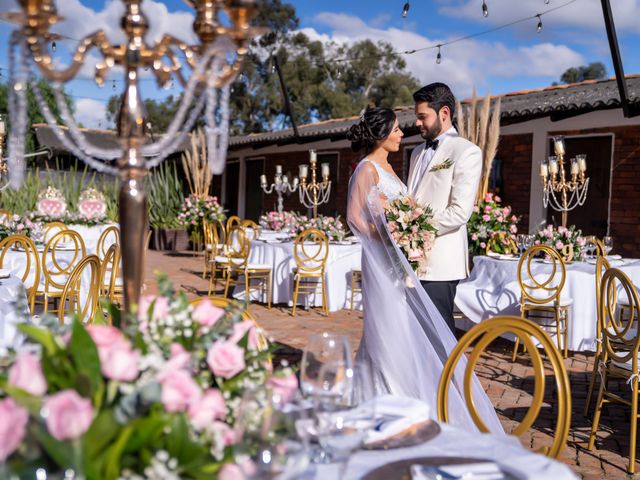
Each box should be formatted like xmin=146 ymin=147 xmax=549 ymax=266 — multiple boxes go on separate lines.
xmin=149 ymin=34 xmax=198 ymax=88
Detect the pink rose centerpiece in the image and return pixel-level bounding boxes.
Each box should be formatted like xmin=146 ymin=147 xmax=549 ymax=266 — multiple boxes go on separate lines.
xmin=0 ymin=274 xmax=297 ymax=479
xmin=468 ymin=192 xmax=520 ymax=256
xmin=534 ymin=224 xmax=586 ymax=261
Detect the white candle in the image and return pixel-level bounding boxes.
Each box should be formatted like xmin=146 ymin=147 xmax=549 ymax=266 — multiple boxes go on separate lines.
xmin=0 ymin=120 xmax=5 ymax=135
xmin=299 ymin=164 xmax=308 ymax=179
xmin=570 ymin=160 xmax=579 ymax=175
xmin=275 ymin=175 xmax=282 ymax=185
xmin=275 ymin=164 xmax=282 ymax=175
xmin=309 ymin=149 xmax=317 ymax=164
xmin=554 ymin=137 xmax=565 ymax=156
xmin=549 ymin=159 xmax=559 ymax=174
xmin=260 ymin=174 xmax=267 ymax=186
xmin=578 ymin=157 xmax=587 ymax=172
xmin=293 ymin=177 xmax=299 ymax=187
xmin=321 ymin=162 xmax=330 ymax=178
xmin=540 ymin=163 xmax=548 ymax=177
xmin=283 ymin=175 xmax=289 ymax=184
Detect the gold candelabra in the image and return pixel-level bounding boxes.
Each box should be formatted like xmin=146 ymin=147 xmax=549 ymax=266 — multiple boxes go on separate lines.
xmin=298 ymin=149 xmax=331 ymax=219
xmin=1 ymin=0 xmax=261 ymax=321
xmin=540 ymin=136 xmax=589 ymax=227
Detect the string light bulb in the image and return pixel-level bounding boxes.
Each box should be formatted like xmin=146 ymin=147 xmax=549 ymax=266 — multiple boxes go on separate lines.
xmin=436 ymin=45 xmax=442 ymax=64
xmin=402 ymin=2 xmax=410 ymax=18
xmin=536 ymin=14 xmax=543 ymax=33
xmin=51 ymin=41 xmax=57 ymax=52
xmin=482 ymin=0 xmax=489 ymax=17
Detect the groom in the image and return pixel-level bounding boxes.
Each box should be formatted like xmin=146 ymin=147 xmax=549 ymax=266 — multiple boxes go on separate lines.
xmin=407 ymin=82 xmax=482 ymax=334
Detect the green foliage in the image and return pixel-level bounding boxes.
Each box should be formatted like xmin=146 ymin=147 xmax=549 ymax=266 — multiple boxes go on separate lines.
xmin=146 ymin=161 xmax=184 ymax=229
xmin=100 ymin=177 xmax=120 ymax=222
xmin=45 ymin=159 xmax=97 ymax=212
xmin=0 ymin=168 xmax=42 ymax=215
xmin=558 ymin=62 xmax=607 ymax=85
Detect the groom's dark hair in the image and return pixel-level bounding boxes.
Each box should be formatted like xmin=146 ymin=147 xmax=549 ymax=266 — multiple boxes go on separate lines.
xmin=413 ymin=83 xmax=456 ymax=119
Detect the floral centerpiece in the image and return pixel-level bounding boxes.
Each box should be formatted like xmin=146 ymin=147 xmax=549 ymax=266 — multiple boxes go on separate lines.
xmin=258 ymin=211 xmax=299 ymax=233
xmin=384 ymin=194 xmax=437 ymax=276
xmin=0 ymin=214 xmax=40 ymax=242
xmin=178 ymin=194 xmax=227 ymax=231
xmin=468 ymin=192 xmax=520 ymax=255
xmin=534 ymin=224 xmax=586 ymax=261
xmin=0 ymin=276 xmax=297 ymax=479
xmin=295 ymin=213 xmax=348 ymax=241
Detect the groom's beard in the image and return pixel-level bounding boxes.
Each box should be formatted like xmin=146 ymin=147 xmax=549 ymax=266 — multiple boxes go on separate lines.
xmin=420 ymin=117 xmax=442 ymax=142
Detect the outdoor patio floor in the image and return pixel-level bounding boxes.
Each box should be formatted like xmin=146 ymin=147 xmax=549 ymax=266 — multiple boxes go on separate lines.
xmin=145 ymin=249 xmax=637 ymax=480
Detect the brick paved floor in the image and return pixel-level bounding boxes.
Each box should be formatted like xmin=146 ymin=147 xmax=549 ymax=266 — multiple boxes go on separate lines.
xmin=145 ymin=249 xmax=639 ymax=479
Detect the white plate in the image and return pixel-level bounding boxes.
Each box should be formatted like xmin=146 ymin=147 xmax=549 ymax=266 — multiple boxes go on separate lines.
xmin=0 ymin=268 xmax=11 ymax=279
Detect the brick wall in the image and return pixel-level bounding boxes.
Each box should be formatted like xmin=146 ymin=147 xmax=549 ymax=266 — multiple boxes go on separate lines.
xmin=495 ymin=133 xmax=533 ymax=233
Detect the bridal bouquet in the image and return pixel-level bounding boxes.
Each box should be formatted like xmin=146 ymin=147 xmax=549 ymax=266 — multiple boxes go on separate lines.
xmin=384 ymin=195 xmax=437 ymax=276
xmin=0 ymin=275 xmax=297 ymax=479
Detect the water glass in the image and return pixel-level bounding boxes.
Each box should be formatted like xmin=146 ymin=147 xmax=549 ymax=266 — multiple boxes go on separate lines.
xmin=516 ymin=234 xmax=527 ymax=256
xmin=300 ymin=333 xmax=352 ymax=399
xmin=585 ymin=236 xmax=597 ymax=259
xmin=603 ymin=236 xmax=613 ymax=256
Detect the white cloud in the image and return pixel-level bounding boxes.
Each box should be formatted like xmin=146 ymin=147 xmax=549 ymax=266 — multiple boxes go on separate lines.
xmin=74 ymin=98 xmax=108 ymax=129
xmin=306 ymin=12 xmax=584 ymax=96
xmin=436 ymin=0 xmax=640 ymax=32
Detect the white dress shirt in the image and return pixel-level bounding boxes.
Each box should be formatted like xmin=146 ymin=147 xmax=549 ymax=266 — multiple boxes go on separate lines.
xmin=409 ymin=126 xmax=457 ymax=194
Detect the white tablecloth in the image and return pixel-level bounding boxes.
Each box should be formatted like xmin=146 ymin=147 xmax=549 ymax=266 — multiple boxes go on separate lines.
xmin=233 ymin=240 xmax=362 ymax=311
xmin=455 ymin=256 xmax=640 ymax=351
xmin=0 ymin=275 xmax=31 ymax=355
xmin=63 ymin=223 xmax=117 ymax=252
xmin=315 ymin=421 xmax=577 ymax=479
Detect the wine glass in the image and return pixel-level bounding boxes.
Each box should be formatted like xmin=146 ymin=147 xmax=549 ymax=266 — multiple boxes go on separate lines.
xmin=300 ymin=333 xmax=352 ymax=399
xmin=516 ymin=234 xmax=527 ymax=257
xmin=585 ymin=236 xmax=597 ymax=260
xmin=525 ymin=234 xmax=535 ymax=252
xmin=603 ymin=236 xmax=613 ymax=256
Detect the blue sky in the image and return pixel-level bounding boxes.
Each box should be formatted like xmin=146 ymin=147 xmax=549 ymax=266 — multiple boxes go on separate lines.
xmin=1 ymin=0 xmax=638 ymax=128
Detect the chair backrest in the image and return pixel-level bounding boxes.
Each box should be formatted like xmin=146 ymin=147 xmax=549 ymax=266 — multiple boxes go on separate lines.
xmin=203 ymin=219 xmax=224 ymax=251
xmin=240 ymin=219 xmax=261 ymax=241
xmin=226 ymin=215 xmax=241 ymax=234
xmin=437 ymin=315 xmax=571 ymax=459
xmin=96 ymin=225 xmax=120 ymax=260
xmin=225 ymin=226 xmax=250 ymax=267
xmin=593 ymin=256 xmax=611 ymax=345
xmin=100 ymin=243 xmax=120 ymax=302
xmin=517 ymin=244 xmax=566 ymax=306
xmin=599 ymin=268 xmax=640 ymax=366
xmin=59 ymin=254 xmax=101 ymax=324
xmin=0 ymin=234 xmax=41 ymax=296
xmin=42 ymin=229 xmax=87 ymax=292
xmin=293 ymin=228 xmax=329 ymax=274
xmin=43 ymin=221 xmax=68 ymax=242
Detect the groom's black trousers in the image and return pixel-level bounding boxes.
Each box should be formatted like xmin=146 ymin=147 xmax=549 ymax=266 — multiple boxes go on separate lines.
xmin=420 ymin=280 xmax=459 ymax=335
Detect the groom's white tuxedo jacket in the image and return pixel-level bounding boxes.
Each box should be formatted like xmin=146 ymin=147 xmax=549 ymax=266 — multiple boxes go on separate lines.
xmin=407 ymin=133 xmax=482 ymax=282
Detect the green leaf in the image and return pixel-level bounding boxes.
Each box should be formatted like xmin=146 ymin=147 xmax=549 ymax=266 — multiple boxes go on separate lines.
xmin=31 ymin=424 xmax=74 ymax=469
xmin=85 ymin=409 xmax=122 ymax=461
xmin=17 ymin=324 xmax=59 ymax=355
xmin=103 ymin=425 xmax=134 ymax=480
xmin=69 ymin=319 xmax=103 ymax=396
xmin=0 ymin=382 xmax=43 ymax=416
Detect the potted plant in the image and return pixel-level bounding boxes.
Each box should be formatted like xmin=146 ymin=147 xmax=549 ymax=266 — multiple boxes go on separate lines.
xmin=147 ymin=162 xmax=188 ymax=251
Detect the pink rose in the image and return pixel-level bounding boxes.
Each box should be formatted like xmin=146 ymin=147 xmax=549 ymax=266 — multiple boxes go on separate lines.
xmin=207 ymin=341 xmax=246 ymax=379
xmin=212 ymin=421 xmax=236 ymax=446
xmin=138 ymin=295 xmax=170 ymax=321
xmin=267 ymin=373 xmax=299 ymax=403
xmin=86 ymin=325 xmax=128 ymax=355
xmin=482 ymin=215 xmax=490 ymax=222
xmin=473 ymin=206 xmax=479 ymax=213
xmin=502 ymin=207 xmax=510 ymax=216
xmin=484 ymin=193 xmax=493 ymax=202
xmin=219 ymin=463 xmax=245 ymax=480
xmin=158 ymin=343 xmax=192 ymax=380
xmin=44 ymin=390 xmax=94 ymax=441
xmin=555 ymin=241 xmax=564 ymax=250
xmin=510 ymin=225 xmax=518 ymax=234
xmin=484 ymin=205 xmax=492 ymax=213
xmin=480 ymin=242 xmax=486 ymax=249
xmin=159 ymin=370 xmax=202 ymax=413
xmin=388 ymin=222 xmax=397 ymax=233
xmin=471 ymin=233 xmax=478 ymax=241
xmin=193 ymin=299 xmax=225 ymax=327
xmin=511 ymin=215 xmax=518 ymax=222
xmin=102 ymin=345 xmax=139 ymax=382
xmin=9 ymin=352 xmax=47 ymax=396
xmin=494 ymin=195 xmax=501 ymax=202
xmin=230 ymin=322 xmax=259 ymax=350
xmin=188 ymin=389 xmax=226 ymax=430
xmin=0 ymin=398 xmax=29 ymax=462
xmin=408 ymin=249 xmax=423 ymax=261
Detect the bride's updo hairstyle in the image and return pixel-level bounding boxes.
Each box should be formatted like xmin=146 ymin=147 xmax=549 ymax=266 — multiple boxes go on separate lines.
xmin=346 ymin=107 xmax=396 ymax=152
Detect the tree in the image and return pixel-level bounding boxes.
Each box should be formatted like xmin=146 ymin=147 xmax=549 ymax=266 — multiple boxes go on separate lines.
xmin=559 ymin=62 xmax=607 ymax=84
xmin=106 ymin=94 xmax=186 ymax=134
xmin=0 ymin=80 xmax=74 ymax=154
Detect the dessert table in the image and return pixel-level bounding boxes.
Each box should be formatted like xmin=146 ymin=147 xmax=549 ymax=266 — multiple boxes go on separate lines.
xmin=232 ymin=238 xmax=362 ymax=311
xmin=455 ymin=255 xmax=640 ymax=351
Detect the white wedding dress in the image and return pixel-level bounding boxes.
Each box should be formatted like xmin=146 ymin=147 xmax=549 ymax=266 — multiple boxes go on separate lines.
xmin=348 ymin=158 xmax=503 ymax=433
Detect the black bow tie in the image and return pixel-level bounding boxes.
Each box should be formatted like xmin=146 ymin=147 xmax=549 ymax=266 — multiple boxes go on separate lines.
xmin=425 ymin=139 xmax=439 ymax=151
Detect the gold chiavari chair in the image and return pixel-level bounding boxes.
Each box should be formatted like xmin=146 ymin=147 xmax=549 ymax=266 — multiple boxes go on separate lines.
xmin=595 ymin=238 xmax=605 ymax=257
xmin=36 ymin=229 xmax=86 ymax=315
xmin=43 ymin=221 xmax=68 ymax=242
xmin=215 ymin=226 xmax=272 ymax=307
xmin=350 ymin=268 xmax=362 ymax=310
xmin=58 ymin=254 xmax=101 ymax=325
xmin=202 ymin=219 xmax=225 ymax=280
xmin=292 ymin=228 xmax=329 ymax=316
xmin=513 ymin=244 xmax=572 ymax=359
xmin=240 ymin=219 xmax=261 ymax=241
xmin=584 ymin=256 xmax=611 ymax=417
xmin=588 ymin=268 xmax=640 ymax=473
xmin=189 ymin=296 xmax=269 ymax=352
xmin=96 ymin=225 xmax=120 ymax=260
xmin=99 ymin=243 xmax=120 ymax=304
xmin=438 ymin=315 xmax=571 ymax=459
xmin=226 ymin=215 xmax=241 ymax=234
xmin=0 ymin=234 xmax=41 ymax=313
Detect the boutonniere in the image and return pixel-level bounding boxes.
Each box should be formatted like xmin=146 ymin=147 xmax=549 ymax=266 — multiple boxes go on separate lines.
xmin=429 ymin=158 xmax=454 ymax=172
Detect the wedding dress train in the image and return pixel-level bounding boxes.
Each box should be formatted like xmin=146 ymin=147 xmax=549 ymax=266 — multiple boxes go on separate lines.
xmin=347 ymin=158 xmax=503 ymax=433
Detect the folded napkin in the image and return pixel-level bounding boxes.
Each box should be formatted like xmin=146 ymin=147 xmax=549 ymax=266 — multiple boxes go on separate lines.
xmin=364 ymin=395 xmax=432 ymax=445
xmin=587 ymin=257 xmax=624 ymax=266
xmin=0 ymin=268 xmax=10 ymax=279
xmin=607 ymin=254 xmax=622 ymax=260
xmin=411 ymin=461 xmax=505 ymax=480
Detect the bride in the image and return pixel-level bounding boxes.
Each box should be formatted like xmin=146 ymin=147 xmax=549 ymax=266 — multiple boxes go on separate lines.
xmin=346 ymin=107 xmax=503 ymax=433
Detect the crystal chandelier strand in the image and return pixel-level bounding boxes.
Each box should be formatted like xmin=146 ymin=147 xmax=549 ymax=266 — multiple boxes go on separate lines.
xmin=7 ymin=33 xmax=29 ymax=188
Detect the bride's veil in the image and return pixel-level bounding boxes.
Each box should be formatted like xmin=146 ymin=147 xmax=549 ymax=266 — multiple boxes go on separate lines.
xmin=347 ymin=160 xmax=503 ymax=434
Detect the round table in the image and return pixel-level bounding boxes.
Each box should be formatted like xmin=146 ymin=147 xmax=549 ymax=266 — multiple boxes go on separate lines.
xmin=455 ymin=256 xmax=640 ymax=351
xmin=0 ymin=274 xmax=31 ymax=355
xmin=232 ymin=239 xmax=362 ymax=311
